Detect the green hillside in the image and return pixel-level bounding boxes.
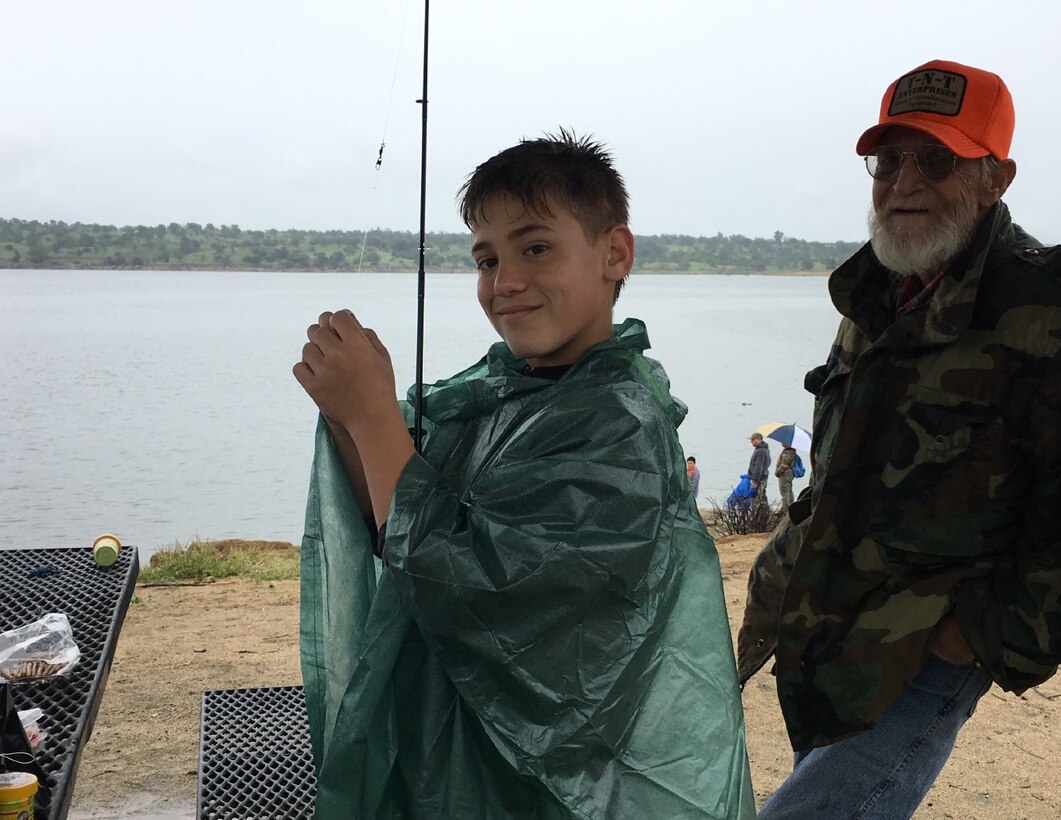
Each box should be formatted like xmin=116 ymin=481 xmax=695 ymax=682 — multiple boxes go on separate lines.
xmin=0 ymin=218 xmax=861 ymax=274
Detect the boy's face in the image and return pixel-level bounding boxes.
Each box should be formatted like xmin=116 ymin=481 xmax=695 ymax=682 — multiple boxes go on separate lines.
xmin=471 ymin=194 xmax=632 ymax=368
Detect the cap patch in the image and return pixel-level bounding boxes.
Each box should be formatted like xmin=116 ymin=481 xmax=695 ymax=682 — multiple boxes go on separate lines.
xmin=888 ymin=69 xmax=967 ymax=117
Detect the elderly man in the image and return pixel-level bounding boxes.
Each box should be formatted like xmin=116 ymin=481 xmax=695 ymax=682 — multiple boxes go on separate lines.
xmin=739 ymin=59 xmax=1061 ymax=818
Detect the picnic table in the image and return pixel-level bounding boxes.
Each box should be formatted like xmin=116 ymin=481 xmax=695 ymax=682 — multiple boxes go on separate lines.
xmin=3 ymin=546 xmax=139 ymax=820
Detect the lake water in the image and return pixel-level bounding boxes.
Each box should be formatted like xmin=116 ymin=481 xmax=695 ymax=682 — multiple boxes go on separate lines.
xmin=1 ymin=269 xmax=838 ymax=559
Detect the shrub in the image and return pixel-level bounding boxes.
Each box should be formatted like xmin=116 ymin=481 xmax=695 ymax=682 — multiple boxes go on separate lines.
xmin=707 ymin=497 xmax=782 ymax=536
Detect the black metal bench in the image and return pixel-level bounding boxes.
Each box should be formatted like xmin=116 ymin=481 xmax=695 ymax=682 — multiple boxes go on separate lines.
xmin=197 ymin=685 xmax=317 ymax=819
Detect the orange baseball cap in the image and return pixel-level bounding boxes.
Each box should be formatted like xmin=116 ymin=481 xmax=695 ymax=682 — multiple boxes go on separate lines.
xmin=856 ymin=59 xmax=1014 ymax=160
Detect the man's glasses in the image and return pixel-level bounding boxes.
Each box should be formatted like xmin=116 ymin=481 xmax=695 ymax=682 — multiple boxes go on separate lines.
xmin=864 ymin=145 xmax=958 ymax=182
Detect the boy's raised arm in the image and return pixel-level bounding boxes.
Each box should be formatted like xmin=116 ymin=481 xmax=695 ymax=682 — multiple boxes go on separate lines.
xmin=293 ymin=309 xmax=415 ymax=527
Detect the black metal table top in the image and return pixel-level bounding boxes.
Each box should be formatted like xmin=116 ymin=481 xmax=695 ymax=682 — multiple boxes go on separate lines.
xmin=3 ymin=546 xmax=139 ymax=820
xmin=198 ymin=685 xmax=317 ymax=819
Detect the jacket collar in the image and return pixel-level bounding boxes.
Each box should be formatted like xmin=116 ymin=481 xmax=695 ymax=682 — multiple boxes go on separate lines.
xmin=410 ymin=318 xmax=687 ymax=428
xmin=483 ymin=316 xmax=651 ymax=377
xmin=829 ymin=201 xmax=1016 ymax=344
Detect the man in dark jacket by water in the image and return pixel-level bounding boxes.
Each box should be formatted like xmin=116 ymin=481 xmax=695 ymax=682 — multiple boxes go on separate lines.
xmin=747 ymin=433 xmax=771 ymax=501
xmin=739 ymin=59 xmax=1061 ymax=819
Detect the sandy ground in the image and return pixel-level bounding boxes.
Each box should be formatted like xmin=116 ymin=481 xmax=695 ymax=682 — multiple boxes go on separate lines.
xmin=65 ymin=535 xmax=1060 ymax=819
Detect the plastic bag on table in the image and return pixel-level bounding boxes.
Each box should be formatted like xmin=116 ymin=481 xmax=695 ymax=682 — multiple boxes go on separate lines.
xmin=0 ymin=613 xmax=80 ymax=682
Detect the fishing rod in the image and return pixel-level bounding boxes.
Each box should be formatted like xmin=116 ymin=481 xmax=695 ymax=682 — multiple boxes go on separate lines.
xmin=412 ymin=0 xmax=429 ymax=453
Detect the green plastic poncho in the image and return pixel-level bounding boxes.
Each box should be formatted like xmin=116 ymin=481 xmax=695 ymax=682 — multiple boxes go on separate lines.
xmin=300 ymin=318 xmax=755 ymax=819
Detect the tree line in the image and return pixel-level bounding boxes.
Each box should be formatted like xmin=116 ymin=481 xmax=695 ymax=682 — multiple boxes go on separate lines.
xmin=0 ymin=218 xmax=862 ymax=274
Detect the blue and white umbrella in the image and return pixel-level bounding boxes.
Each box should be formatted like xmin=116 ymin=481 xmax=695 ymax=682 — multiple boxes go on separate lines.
xmin=755 ymin=421 xmax=812 ymax=451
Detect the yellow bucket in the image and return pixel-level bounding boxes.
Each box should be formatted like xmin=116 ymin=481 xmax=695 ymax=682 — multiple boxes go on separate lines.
xmin=0 ymin=771 xmax=37 ymax=820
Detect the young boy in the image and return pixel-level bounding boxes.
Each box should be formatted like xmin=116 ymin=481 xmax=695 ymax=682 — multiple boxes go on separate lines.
xmin=293 ymin=131 xmax=755 ymax=819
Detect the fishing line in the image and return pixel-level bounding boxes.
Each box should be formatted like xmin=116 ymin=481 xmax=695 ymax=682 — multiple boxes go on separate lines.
xmin=352 ymin=0 xmax=409 ymax=275
xmin=352 ymin=0 xmax=430 ymax=456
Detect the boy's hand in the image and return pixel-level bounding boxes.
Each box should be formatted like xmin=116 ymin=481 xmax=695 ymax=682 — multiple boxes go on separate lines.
xmin=293 ymin=310 xmax=398 ymax=432
xmin=294 ymin=310 xmax=415 ymax=526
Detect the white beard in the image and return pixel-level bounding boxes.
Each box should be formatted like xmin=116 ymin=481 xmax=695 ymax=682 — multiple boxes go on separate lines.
xmin=868 ymin=184 xmax=983 ymax=277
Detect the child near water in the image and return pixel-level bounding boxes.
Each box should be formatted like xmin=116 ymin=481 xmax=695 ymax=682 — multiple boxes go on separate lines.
xmin=293 ymin=130 xmax=755 ymax=818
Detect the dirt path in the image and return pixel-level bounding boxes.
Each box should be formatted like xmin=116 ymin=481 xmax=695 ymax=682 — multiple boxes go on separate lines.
xmin=67 ymin=537 xmax=1060 ymax=818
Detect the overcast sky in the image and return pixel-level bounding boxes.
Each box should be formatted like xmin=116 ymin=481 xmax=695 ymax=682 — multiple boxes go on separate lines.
xmin=4 ymin=1 xmax=1059 ymax=243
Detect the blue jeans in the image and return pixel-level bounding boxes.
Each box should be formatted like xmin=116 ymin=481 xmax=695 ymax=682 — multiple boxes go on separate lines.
xmin=757 ymin=656 xmax=992 ymax=820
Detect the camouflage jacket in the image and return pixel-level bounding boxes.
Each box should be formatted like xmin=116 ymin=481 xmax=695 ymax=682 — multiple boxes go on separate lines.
xmin=737 ymin=202 xmax=1061 ymax=751
xmin=774 ymin=447 xmax=796 ymax=478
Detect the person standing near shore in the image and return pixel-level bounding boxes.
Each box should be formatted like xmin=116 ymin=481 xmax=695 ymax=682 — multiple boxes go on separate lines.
xmin=687 ymin=455 xmax=701 ymax=499
xmin=747 ymin=432 xmax=771 ymax=502
xmin=739 ymin=59 xmax=1061 ymax=818
xmin=774 ymin=446 xmax=796 ymax=512
xmin=293 ymin=130 xmax=755 ymax=818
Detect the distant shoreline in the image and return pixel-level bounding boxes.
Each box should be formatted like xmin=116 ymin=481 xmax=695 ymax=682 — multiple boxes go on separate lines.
xmin=0 ymin=218 xmax=861 ymax=274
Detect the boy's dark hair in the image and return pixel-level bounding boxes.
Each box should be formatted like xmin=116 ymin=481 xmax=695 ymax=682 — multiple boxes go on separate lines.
xmin=458 ymin=128 xmax=630 ymax=301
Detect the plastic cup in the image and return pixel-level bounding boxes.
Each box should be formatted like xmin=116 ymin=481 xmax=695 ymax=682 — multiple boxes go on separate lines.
xmin=92 ymin=533 xmax=122 ymax=567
